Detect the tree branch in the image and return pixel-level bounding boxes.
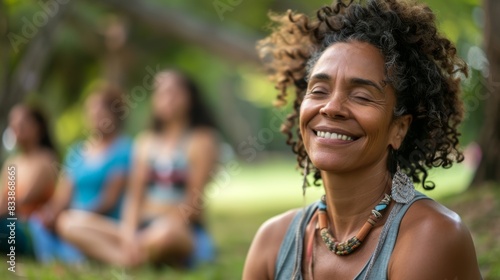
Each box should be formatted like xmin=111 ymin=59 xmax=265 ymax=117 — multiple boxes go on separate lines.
xmin=94 ymin=0 xmax=260 ymax=64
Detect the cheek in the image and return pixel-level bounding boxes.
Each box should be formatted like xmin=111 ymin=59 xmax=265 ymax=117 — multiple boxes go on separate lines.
xmin=299 ymin=99 xmax=316 ymax=129
xmin=358 ymin=110 xmax=392 ymax=148
xmin=299 ymin=99 xmax=320 ymax=152
xmin=8 ymin=122 xmax=20 ymax=136
xmin=152 ymin=95 xmax=170 ymax=112
xmin=86 ymin=106 xmax=98 ymax=119
xmin=100 ymin=111 xmax=115 ymax=125
xmin=299 ymin=103 xmax=310 ymax=140
xmin=12 ymin=127 xmax=23 ymax=139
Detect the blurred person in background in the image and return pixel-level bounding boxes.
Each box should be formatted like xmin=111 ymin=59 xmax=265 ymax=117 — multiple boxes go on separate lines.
xmin=0 ymin=105 xmax=58 ymax=257
xmin=31 ymin=84 xmax=133 ymax=264
xmin=56 ymin=69 xmax=219 ymax=268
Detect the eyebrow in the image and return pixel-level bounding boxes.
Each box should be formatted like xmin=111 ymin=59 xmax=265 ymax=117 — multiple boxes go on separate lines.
xmin=350 ymin=78 xmax=385 ymax=93
xmin=309 ymin=73 xmax=331 ymax=82
xmin=309 ymin=73 xmax=384 ymax=93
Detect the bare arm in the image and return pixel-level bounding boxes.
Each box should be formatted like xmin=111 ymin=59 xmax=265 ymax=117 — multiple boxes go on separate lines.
xmin=390 ymin=200 xmax=482 ymax=280
xmin=37 ymin=174 xmax=73 ymax=230
xmin=92 ymin=173 xmax=127 ymax=215
xmin=120 ymin=133 xmax=150 ymax=240
xmin=243 ymin=210 xmax=298 ymax=280
xmin=17 ymin=153 xmax=57 ymax=206
xmin=180 ymin=128 xmax=219 ymax=224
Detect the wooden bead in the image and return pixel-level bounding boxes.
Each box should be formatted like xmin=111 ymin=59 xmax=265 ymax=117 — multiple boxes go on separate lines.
xmin=356 ymin=222 xmax=374 ymax=241
xmin=318 ymin=211 xmax=328 ymax=229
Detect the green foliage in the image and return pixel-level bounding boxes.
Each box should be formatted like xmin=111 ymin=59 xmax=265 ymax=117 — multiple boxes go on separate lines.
xmin=441 ymin=184 xmax=500 ymax=280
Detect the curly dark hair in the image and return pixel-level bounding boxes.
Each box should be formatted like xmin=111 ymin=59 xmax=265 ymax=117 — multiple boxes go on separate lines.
xmin=257 ymin=0 xmax=467 ymax=190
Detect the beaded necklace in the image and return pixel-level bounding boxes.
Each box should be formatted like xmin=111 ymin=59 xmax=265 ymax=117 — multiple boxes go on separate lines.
xmin=318 ymin=194 xmax=392 ymax=255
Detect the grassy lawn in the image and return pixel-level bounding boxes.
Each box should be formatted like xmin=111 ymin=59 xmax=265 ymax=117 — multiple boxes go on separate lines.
xmin=4 ymin=156 xmax=496 ymax=279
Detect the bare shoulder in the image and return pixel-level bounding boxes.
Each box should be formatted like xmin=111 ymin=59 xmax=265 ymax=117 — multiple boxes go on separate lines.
xmin=36 ymin=148 xmax=58 ymax=165
xmin=35 ymin=149 xmax=59 ymax=178
xmin=134 ymin=131 xmax=154 ymax=147
xmin=132 ymin=131 xmax=155 ymax=158
xmin=187 ymin=127 xmax=219 ymax=156
xmin=242 ymin=209 xmax=299 ymax=280
xmin=188 ymin=127 xmax=218 ymax=147
xmin=390 ymin=198 xmax=482 ymax=279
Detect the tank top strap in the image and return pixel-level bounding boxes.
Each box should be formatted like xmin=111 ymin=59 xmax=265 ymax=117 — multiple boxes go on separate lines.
xmin=274 ymin=191 xmax=430 ymax=280
xmin=275 ymin=202 xmax=318 ymax=280
xmin=355 ymin=191 xmax=430 ymax=279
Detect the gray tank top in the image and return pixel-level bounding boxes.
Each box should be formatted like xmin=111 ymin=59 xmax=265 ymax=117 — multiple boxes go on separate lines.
xmin=274 ymin=192 xmax=428 ymax=280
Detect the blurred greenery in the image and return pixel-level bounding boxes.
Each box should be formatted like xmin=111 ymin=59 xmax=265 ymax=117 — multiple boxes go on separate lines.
xmin=0 ymin=0 xmax=484 ymax=156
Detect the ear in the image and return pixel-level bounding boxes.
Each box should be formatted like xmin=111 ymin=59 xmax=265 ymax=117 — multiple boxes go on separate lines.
xmin=389 ymin=114 xmax=412 ymax=150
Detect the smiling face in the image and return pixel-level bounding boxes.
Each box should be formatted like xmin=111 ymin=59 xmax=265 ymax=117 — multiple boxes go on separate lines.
xmin=300 ymin=41 xmax=411 ymax=174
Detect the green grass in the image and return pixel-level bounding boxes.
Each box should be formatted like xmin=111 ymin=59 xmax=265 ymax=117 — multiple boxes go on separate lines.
xmin=3 ymin=156 xmax=490 ymax=279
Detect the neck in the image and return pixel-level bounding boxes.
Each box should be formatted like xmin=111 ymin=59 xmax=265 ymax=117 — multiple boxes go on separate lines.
xmin=321 ymin=161 xmax=392 ymax=240
xmin=101 ymin=131 xmax=119 ymax=144
xmin=88 ymin=132 xmax=118 ymax=151
xmin=19 ymin=141 xmax=40 ymax=155
xmin=159 ymin=119 xmax=189 ymax=139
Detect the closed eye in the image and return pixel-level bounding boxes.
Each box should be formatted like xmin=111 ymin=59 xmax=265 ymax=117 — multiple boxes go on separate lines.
xmin=310 ymin=90 xmax=328 ymax=95
xmin=308 ymin=87 xmax=329 ymax=95
xmin=350 ymin=90 xmax=375 ymax=103
xmin=353 ymin=96 xmax=372 ymax=102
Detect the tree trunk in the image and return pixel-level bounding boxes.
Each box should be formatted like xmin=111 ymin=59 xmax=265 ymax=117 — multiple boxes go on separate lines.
xmin=0 ymin=3 xmax=71 ymax=136
xmin=471 ymin=0 xmax=500 ymax=186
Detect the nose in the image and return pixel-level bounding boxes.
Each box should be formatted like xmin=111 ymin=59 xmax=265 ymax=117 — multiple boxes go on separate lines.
xmin=319 ymin=90 xmax=349 ymax=119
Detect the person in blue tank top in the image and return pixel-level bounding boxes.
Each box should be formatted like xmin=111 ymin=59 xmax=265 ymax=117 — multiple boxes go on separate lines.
xmin=54 ymin=69 xmax=219 ymax=269
xmin=244 ymin=1 xmax=482 ymax=279
xmin=33 ymin=84 xmax=132 ymax=263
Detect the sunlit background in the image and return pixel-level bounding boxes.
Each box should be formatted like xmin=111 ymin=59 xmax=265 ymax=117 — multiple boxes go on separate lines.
xmin=1 ymin=0 xmax=498 ymax=279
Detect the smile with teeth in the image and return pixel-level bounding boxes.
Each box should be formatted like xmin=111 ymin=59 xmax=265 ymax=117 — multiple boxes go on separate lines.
xmin=316 ymin=130 xmax=355 ymax=141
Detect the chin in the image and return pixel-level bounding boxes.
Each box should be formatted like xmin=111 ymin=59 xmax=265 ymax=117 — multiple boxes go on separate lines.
xmin=309 ymin=154 xmax=350 ymax=173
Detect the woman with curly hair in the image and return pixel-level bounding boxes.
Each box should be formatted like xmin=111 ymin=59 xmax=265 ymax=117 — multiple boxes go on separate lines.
xmin=243 ymin=0 xmax=482 ymax=279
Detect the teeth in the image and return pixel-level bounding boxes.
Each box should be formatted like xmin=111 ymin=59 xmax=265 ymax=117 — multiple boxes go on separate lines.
xmin=316 ymin=130 xmax=354 ymax=141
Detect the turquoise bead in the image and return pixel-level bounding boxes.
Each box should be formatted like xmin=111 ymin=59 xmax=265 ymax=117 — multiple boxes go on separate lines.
xmin=375 ymin=204 xmax=387 ymax=211
xmin=319 ymin=201 xmax=327 ymax=210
